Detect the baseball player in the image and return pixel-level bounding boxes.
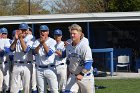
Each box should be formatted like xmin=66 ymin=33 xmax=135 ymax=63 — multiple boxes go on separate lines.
xmin=0 ymin=29 xmax=2 ymax=39
xmin=10 ymin=23 xmax=34 ymax=93
xmin=25 ymin=27 xmax=37 ymax=93
xmin=32 ymin=25 xmax=59 ymax=93
xmin=9 ymin=30 xmax=24 ymax=93
xmin=0 ymin=29 xmax=3 ymax=93
xmin=53 ymin=29 xmax=67 ymax=92
xmin=0 ymin=27 xmax=11 ymax=93
xmin=64 ymin=24 xmax=95 ymax=93
xmin=65 ymin=25 xmax=89 ymax=46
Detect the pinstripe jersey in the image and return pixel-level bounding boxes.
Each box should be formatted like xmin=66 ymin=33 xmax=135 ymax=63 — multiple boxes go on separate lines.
xmin=54 ymin=41 xmax=66 ymax=65
xmin=13 ymin=37 xmax=34 ymax=61
xmin=25 ymin=34 xmax=35 ymax=61
xmin=32 ymin=37 xmax=56 ymax=66
xmin=66 ymin=38 xmax=93 ymax=75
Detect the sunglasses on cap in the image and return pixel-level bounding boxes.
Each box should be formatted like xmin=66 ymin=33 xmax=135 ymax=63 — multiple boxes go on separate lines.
xmin=2 ymin=33 xmax=7 ymax=35
xmin=40 ymin=30 xmax=49 ymax=32
xmin=20 ymin=29 xmax=27 ymax=31
xmin=54 ymin=34 xmax=62 ymax=36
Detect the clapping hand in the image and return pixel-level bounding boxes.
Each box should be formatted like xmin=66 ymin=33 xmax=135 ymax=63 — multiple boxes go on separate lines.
xmin=40 ymin=35 xmax=46 ymax=44
xmin=15 ymin=30 xmax=22 ymax=40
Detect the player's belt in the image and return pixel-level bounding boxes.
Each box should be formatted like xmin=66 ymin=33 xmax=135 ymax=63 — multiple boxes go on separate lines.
xmin=15 ymin=61 xmax=31 ymax=64
xmin=71 ymin=72 xmax=91 ymax=76
xmin=55 ymin=63 xmax=65 ymax=66
xmin=4 ymin=61 xmax=8 ymax=64
xmin=0 ymin=61 xmax=8 ymax=64
xmin=27 ymin=61 xmax=32 ymax=63
xmin=38 ymin=64 xmax=55 ymax=68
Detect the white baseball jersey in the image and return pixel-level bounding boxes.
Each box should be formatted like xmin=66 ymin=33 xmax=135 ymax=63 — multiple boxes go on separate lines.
xmin=66 ymin=38 xmax=93 ymax=75
xmin=14 ymin=37 xmax=34 ymax=61
xmin=54 ymin=41 xmax=66 ymax=65
xmin=66 ymin=37 xmax=89 ymax=45
xmin=25 ymin=34 xmax=35 ymax=61
xmin=24 ymin=34 xmax=35 ymax=43
xmin=0 ymin=39 xmax=11 ymax=62
xmin=32 ymin=37 xmax=56 ymax=66
xmin=0 ymin=39 xmax=6 ymax=62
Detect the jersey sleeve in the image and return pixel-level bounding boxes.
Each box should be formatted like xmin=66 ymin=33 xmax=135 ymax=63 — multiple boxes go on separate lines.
xmin=4 ymin=39 xmax=11 ymax=48
xmin=82 ymin=45 xmax=93 ymax=71
xmin=82 ymin=45 xmax=93 ymax=63
xmin=45 ymin=39 xmax=56 ymax=56
xmin=45 ymin=38 xmax=56 ymax=53
xmin=32 ymin=39 xmax=40 ymax=49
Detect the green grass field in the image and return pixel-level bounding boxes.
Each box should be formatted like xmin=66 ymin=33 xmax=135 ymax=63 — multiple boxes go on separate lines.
xmin=95 ymin=78 xmax=140 ymax=93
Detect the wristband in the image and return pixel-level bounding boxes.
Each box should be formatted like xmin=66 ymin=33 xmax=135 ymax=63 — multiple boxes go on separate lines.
xmin=79 ymin=72 xmax=84 ymax=76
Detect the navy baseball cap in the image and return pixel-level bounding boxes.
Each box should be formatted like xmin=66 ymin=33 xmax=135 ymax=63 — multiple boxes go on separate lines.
xmin=54 ymin=29 xmax=62 ymax=35
xmin=40 ymin=25 xmax=49 ymax=31
xmin=19 ymin=23 xmax=29 ymax=30
xmin=1 ymin=27 xmax=8 ymax=34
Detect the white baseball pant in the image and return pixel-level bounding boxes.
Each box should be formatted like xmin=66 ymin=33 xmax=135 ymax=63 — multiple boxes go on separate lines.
xmin=10 ymin=62 xmax=32 ymax=93
xmin=55 ymin=64 xmax=67 ymax=92
xmin=3 ymin=62 xmax=10 ymax=92
xmin=0 ymin=64 xmax=3 ymax=92
xmin=36 ymin=67 xmax=59 ymax=93
xmin=31 ymin=62 xmax=37 ymax=91
xmin=65 ymin=73 xmax=95 ymax=93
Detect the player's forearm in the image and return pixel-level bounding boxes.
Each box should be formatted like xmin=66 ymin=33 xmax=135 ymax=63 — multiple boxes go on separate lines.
xmin=80 ymin=62 xmax=93 ymax=76
xmin=10 ymin=39 xmax=17 ymax=51
xmin=42 ymin=43 xmax=49 ymax=53
xmin=55 ymin=50 xmax=62 ymax=57
xmin=34 ymin=44 xmax=40 ymax=54
xmin=19 ymin=38 xmax=27 ymax=52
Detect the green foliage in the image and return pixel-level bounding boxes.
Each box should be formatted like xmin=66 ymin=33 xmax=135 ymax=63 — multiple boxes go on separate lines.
xmin=0 ymin=0 xmax=12 ymax=15
xmin=79 ymin=0 xmax=105 ymax=12
xmin=0 ymin=0 xmax=49 ymax=16
xmin=47 ymin=0 xmax=140 ymax=13
xmin=107 ymin=0 xmax=140 ymax=12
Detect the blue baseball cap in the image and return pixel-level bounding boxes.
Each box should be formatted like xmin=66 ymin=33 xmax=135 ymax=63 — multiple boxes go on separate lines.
xmin=19 ymin=23 xmax=29 ymax=30
xmin=1 ymin=27 xmax=8 ymax=34
xmin=40 ymin=25 xmax=49 ymax=31
xmin=54 ymin=29 xmax=62 ymax=35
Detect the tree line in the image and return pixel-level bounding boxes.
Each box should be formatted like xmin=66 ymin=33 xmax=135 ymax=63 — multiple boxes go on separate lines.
xmin=0 ymin=0 xmax=140 ymax=16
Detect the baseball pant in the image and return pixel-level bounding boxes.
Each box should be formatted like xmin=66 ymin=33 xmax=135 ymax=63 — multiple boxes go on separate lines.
xmin=10 ymin=63 xmax=32 ymax=93
xmin=0 ymin=65 xmax=3 ymax=92
xmin=3 ymin=62 xmax=10 ymax=92
xmin=36 ymin=67 xmax=59 ymax=93
xmin=55 ymin=64 xmax=67 ymax=92
xmin=31 ymin=63 xmax=37 ymax=91
xmin=65 ymin=73 xmax=95 ymax=93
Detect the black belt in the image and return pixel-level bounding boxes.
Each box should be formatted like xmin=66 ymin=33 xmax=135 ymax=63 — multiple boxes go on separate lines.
xmin=56 ymin=63 xmax=65 ymax=66
xmin=38 ymin=64 xmax=55 ymax=68
xmin=71 ymin=72 xmax=91 ymax=76
xmin=15 ymin=61 xmax=31 ymax=64
xmin=0 ymin=61 xmax=8 ymax=64
xmin=59 ymin=63 xmax=64 ymax=65
xmin=27 ymin=61 xmax=32 ymax=63
xmin=4 ymin=61 xmax=8 ymax=64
